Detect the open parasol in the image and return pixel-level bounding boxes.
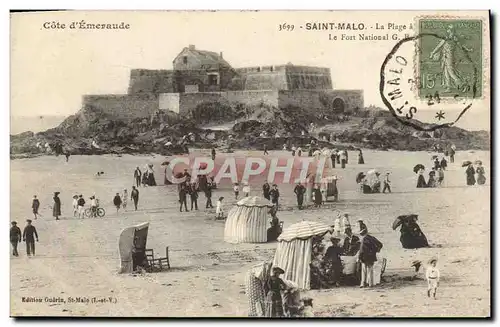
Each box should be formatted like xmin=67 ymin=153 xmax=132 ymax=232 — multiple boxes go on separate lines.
xmin=392 ymin=214 xmax=418 ymax=230
xmin=462 ymin=160 xmax=473 ymax=167
xmin=161 ymin=161 xmax=170 ymax=166
xmin=366 ymin=169 xmax=379 ymax=175
xmin=356 ymin=172 xmax=366 ymax=183
xmin=475 ymin=160 xmax=482 ymax=165
xmin=278 ymin=221 xmax=332 ymax=242
xmin=413 ymin=164 xmax=425 ymax=174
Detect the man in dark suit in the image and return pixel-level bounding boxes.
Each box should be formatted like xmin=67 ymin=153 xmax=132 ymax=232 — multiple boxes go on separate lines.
xmin=134 ymin=167 xmax=142 ymax=187
xmin=10 ymin=221 xmax=21 ymax=257
xmin=342 ymin=228 xmax=360 ymax=256
xmin=23 ymin=219 xmax=39 ymax=256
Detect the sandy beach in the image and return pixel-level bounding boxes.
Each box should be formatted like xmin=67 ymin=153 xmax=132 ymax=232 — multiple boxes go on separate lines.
xmin=10 ymin=149 xmax=490 ymax=317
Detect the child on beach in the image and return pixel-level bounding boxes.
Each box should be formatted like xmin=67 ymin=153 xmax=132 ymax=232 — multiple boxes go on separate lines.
xmin=122 ymin=189 xmax=128 ymax=210
xmin=72 ymin=195 xmax=78 ymax=217
xmin=233 ymin=183 xmax=240 ymax=200
xmin=216 ymin=197 xmax=225 ymax=220
xmin=426 ymin=258 xmax=440 ymax=299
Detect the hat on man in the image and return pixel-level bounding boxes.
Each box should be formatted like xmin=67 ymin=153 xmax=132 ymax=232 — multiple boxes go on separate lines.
xmin=428 ymin=258 xmax=438 ymax=264
xmin=272 ymin=266 xmax=285 ymax=275
xmin=11 ymin=221 xmax=17 ymax=225
xmin=330 ymin=237 xmax=341 ymax=243
xmin=357 ymin=219 xmax=363 ymax=222
xmin=26 ymin=219 xmax=32 ymax=223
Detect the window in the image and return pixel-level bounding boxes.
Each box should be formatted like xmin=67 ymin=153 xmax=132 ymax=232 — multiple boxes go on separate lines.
xmin=183 ymin=56 xmax=188 ymax=64
xmin=208 ymin=74 xmax=218 ymax=86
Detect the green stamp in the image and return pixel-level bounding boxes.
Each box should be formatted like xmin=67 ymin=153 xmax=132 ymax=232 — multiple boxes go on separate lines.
xmin=418 ymin=19 xmax=482 ymax=99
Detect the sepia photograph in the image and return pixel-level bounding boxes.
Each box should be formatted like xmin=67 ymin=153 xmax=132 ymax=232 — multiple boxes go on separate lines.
xmin=9 ymin=10 xmax=490 ymax=318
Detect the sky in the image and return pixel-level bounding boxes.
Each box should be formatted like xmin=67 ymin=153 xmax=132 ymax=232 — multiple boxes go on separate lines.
xmin=10 ymin=11 xmax=490 ymax=130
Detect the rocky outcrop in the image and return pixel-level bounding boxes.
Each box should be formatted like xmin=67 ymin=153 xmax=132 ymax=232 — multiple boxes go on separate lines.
xmin=10 ymin=104 xmax=490 ymax=159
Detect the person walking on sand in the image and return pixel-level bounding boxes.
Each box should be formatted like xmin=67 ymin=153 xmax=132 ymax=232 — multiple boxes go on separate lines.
xmin=131 ymin=186 xmax=139 ymax=211
xmin=294 ymin=182 xmax=306 ymax=209
xmin=330 ymin=150 xmax=336 ymax=168
xmin=178 ymin=183 xmax=189 ymax=212
xmin=23 ymin=219 xmax=38 ymax=257
xmin=263 ymin=144 xmax=269 ymax=155
xmin=122 ymin=189 xmax=128 ymax=210
xmin=476 ymin=163 xmax=486 ymax=185
xmin=269 ymin=184 xmax=280 ymax=209
xmin=465 ymin=164 xmax=476 ymax=186
xmin=216 ymin=197 xmax=225 ymax=219
xmin=205 ymin=182 xmax=214 ymax=209
xmin=31 ymin=195 xmax=40 ymax=220
xmin=233 ymin=183 xmax=240 ymax=200
xmin=77 ymin=194 xmax=85 ymax=218
xmin=340 ymin=150 xmax=347 ymax=169
xmin=437 ymin=167 xmax=445 ymax=186
xmin=358 ymin=149 xmax=365 ymax=164
xmin=357 ymin=228 xmax=383 ymax=288
xmin=242 ymin=182 xmax=251 ymax=197
xmin=382 ymin=172 xmax=392 ymax=193
xmin=449 ymin=146 xmax=455 ymax=163
xmin=426 ymin=258 xmax=440 ymax=299
xmin=211 ymin=147 xmax=216 ymax=161
xmin=113 ymin=193 xmax=122 ymax=214
xmin=440 ymin=157 xmax=448 ymax=170
xmin=342 ymin=213 xmax=351 ymax=234
xmin=297 ymin=147 xmax=302 ymax=157
xmin=72 ymin=195 xmax=78 ymax=217
xmin=262 ymin=182 xmax=271 ymax=201
xmin=10 ymin=221 xmax=21 ymax=257
xmin=189 ymin=182 xmax=199 ymax=211
xmin=52 ymin=192 xmax=61 ymax=220
xmin=133 ymin=167 xmax=142 ymax=188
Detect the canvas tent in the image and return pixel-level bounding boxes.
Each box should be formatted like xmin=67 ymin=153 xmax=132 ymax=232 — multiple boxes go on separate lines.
xmin=118 ymin=222 xmax=149 ymax=273
xmin=224 ymin=196 xmax=274 ymax=244
xmin=272 ymin=221 xmax=332 ymax=290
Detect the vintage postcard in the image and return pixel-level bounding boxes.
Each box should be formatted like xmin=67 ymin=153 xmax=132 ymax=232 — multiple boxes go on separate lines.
xmin=10 ymin=10 xmax=490 ymax=317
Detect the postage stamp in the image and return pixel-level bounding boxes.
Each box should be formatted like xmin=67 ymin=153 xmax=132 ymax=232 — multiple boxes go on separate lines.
xmin=380 ymin=15 xmax=488 ymax=130
xmin=417 ymin=18 xmax=483 ymax=99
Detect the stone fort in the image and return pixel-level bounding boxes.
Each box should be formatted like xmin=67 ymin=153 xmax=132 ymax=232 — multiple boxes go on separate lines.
xmin=82 ymin=45 xmax=364 ymax=120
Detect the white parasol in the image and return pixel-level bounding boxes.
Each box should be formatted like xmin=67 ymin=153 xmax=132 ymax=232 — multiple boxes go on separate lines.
xmin=278 ymin=220 xmax=332 ymax=242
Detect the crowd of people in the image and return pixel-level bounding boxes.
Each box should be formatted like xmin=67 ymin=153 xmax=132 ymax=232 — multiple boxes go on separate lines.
xmin=310 ymin=217 xmax=383 ymax=289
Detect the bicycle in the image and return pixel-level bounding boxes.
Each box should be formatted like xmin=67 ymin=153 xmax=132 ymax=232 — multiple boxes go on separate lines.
xmin=84 ymin=206 xmax=106 ymax=218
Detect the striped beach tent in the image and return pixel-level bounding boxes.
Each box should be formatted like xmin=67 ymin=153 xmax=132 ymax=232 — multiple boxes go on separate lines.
xmin=224 ymin=196 xmax=274 ymax=244
xmin=273 ymin=221 xmax=332 ymax=290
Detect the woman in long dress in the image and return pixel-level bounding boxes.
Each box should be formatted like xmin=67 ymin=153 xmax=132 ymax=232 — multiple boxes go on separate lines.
xmin=476 ymin=164 xmax=486 ymax=185
xmin=358 ymin=149 xmax=365 ymax=164
xmin=417 ymin=169 xmax=427 ymax=188
xmin=52 ymin=192 xmax=61 ymax=220
xmin=265 ymin=267 xmax=288 ymax=317
xmin=466 ymin=164 xmax=476 ymax=186
xmin=313 ymin=185 xmax=322 ymax=207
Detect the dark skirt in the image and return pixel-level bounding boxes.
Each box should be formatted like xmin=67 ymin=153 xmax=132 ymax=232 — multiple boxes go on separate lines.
xmin=466 ymin=174 xmax=476 ymax=186
xmin=417 ymin=175 xmax=426 ymax=188
xmin=265 ymin=291 xmax=284 ymax=317
xmin=52 ymin=202 xmax=61 ymax=217
xmin=358 ymin=155 xmax=364 ymax=164
xmin=477 ymin=174 xmax=486 ymax=185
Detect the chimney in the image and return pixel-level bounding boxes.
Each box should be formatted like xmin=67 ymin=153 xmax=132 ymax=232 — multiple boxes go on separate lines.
xmin=220 ymin=51 xmax=223 ymax=58
xmin=188 ymin=44 xmax=195 ymax=50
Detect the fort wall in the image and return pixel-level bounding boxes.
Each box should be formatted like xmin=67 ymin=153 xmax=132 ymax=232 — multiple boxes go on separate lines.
xmin=82 ymin=94 xmax=159 ymax=120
